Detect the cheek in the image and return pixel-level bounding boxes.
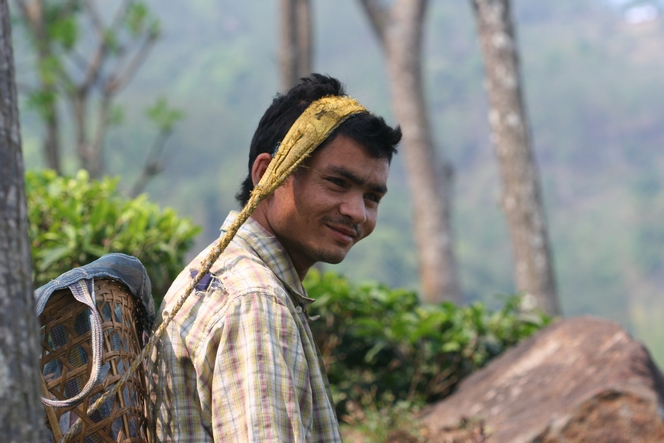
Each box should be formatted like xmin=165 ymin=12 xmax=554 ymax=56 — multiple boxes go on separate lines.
xmin=268 ymin=187 xmax=298 ymax=223
xmin=294 ymin=183 xmax=335 ymax=212
xmin=361 ymin=211 xmax=378 ymax=237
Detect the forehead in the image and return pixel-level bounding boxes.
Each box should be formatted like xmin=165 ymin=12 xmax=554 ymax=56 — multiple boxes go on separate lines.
xmin=307 ymin=135 xmax=390 ymax=176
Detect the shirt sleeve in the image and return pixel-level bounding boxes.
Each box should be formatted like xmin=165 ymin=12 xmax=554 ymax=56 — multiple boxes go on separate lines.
xmin=206 ymin=291 xmax=314 ymax=442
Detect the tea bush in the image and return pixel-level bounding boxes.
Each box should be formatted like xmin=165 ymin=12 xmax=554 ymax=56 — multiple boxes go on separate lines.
xmin=304 ymin=270 xmax=550 ymax=417
xmin=26 ymin=169 xmax=200 ymax=304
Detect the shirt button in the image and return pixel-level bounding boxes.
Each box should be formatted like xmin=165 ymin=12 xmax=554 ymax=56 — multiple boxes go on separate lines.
xmin=295 ymin=306 xmax=303 ymax=313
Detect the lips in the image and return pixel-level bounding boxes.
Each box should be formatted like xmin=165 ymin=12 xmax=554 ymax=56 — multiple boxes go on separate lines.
xmin=326 ymin=224 xmax=358 ymax=243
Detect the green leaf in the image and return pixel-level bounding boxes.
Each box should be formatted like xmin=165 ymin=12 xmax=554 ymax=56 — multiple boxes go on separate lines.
xmin=48 ymin=16 xmax=78 ymax=50
xmin=26 ymin=90 xmax=58 ymax=120
xmin=38 ymin=245 xmax=72 ymax=271
xmin=109 ymin=105 xmax=125 ymax=126
xmin=146 ymin=97 xmax=185 ymax=132
xmin=125 ymin=2 xmax=149 ymax=36
xmin=442 ymin=341 xmax=462 ymax=353
xmin=365 ymin=341 xmax=387 ymax=363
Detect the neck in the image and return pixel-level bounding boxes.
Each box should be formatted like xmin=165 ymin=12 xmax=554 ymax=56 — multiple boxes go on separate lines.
xmin=250 ymin=212 xmax=311 ymax=282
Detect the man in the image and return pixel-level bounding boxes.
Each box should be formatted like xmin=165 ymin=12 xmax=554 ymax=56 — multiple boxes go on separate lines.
xmin=152 ymin=74 xmax=401 ymax=442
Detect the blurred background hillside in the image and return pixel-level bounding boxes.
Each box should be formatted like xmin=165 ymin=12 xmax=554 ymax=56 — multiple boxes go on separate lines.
xmin=14 ymin=0 xmax=664 ymax=364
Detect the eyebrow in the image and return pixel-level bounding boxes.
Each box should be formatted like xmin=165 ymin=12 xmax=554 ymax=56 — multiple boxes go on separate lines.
xmin=327 ymin=165 xmax=388 ymax=194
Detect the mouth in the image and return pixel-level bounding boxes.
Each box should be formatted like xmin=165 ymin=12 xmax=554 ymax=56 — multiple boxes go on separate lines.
xmin=326 ymin=224 xmax=358 ymax=244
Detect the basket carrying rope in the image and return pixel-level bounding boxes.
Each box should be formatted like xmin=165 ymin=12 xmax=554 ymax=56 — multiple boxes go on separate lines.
xmin=40 ymin=280 xmax=104 ymax=409
xmin=39 ymin=95 xmax=366 ymax=443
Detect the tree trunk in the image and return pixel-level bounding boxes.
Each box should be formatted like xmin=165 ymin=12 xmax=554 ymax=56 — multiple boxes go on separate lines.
xmin=0 ymin=0 xmax=45 ymax=440
xmin=278 ymin=0 xmax=312 ymax=91
xmin=359 ymin=0 xmax=461 ymax=304
xmin=471 ymin=0 xmax=560 ymax=315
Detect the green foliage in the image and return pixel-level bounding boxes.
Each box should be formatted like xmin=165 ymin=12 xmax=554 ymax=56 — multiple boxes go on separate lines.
xmin=340 ymin=399 xmax=425 ymax=443
xmin=125 ymin=2 xmax=161 ymax=38
xmin=26 ymin=89 xmax=57 ymax=120
xmin=146 ymin=97 xmax=185 ymax=132
xmin=304 ymin=271 xmax=550 ymax=416
xmin=47 ymin=14 xmax=77 ymax=50
xmin=26 ymin=169 xmax=201 ymax=305
xmin=109 ymin=104 xmax=125 ymax=126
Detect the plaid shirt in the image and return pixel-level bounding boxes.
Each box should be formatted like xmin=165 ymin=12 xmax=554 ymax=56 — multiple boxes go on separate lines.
xmin=150 ymin=211 xmax=342 ymax=442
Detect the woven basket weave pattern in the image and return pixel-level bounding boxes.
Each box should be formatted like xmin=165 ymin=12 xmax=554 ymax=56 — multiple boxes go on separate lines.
xmin=40 ymin=279 xmax=150 ymax=443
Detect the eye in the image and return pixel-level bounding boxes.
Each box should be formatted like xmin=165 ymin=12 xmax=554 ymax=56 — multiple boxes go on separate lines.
xmin=325 ymin=177 xmax=347 ymax=188
xmin=365 ymin=193 xmax=382 ymax=205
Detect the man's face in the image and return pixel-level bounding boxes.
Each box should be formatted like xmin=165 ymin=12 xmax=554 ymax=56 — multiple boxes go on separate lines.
xmin=259 ymin=135 xmax=390 ymax=278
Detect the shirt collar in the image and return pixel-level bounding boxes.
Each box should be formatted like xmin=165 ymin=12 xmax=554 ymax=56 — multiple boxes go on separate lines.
xmin=220 ymin=211 xmax=315 ymax=306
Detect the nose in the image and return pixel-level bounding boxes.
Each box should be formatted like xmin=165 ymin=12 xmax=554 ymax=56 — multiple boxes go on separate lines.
xmin=339 ymin=193 xmax=367 ymax=224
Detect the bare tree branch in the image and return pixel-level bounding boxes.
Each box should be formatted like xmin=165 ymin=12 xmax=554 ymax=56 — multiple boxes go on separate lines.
xmin=105 ymin=34 xmax=157 ymax=94
xmin=130 ymin=128 xmax=172 ymax=197
xmin=64 ymin=47 xmax=90 ymax=73
xmin=111 ymin=0 xmax=135 ymax=30
xmin=13 ymin=0 xmax=31 ymax=19
xmin=80 ymin=2 xmax=108 ymax=93
xmin=85 ymin=0 xmax=105 ymax=34
xmin=72 ymin=93 xmax=89 ymax=169
xmin=105 ymin=1 xmax=142 ymax=75
xmin=53 ymin=58 xmax=77 ymax=98
xmin=82 ymin=0 xmax=140 ymax=93
xmin=54 ymin=0 xmax=81 ymax=21
xmin=358 ymin=0 xmax=389 ymax=44
xmin=15 ymin=0 xmax=41 ymax=29
xmin=87 ymin=93 xmax=111 ymax=177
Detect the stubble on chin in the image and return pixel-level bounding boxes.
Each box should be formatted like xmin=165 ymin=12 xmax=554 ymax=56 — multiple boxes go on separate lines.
xmin=316 ymin=251 xmax=346 ymax=265
xmin=307 ymin=241 xmax=350 ymax=266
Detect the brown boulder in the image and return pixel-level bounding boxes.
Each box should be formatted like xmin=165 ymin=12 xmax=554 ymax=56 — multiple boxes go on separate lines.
xmin=420 ymin=316 xmax=664 ymax=443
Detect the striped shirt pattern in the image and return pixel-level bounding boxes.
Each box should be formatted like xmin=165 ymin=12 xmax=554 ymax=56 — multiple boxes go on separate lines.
xmin=150 ymin=211 xmax=343 ymax=442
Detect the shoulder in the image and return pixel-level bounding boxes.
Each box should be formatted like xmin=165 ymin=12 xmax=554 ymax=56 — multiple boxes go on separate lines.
xmin=158 ymin=239 xmax=299 ymax=355
xmin=159 ymin=239 xmax=294 ymax=326
xmin=215 ymin=240 xmax=289 ymax=302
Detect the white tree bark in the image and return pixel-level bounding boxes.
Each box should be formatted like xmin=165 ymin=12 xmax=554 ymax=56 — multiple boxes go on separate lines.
xmin=359 ymin=0 xmax=461 ymax=304
xmin=471 ymin=0 xmax=560 ymax=315
xmin=0 ymin=0 xmax=45 ymax=439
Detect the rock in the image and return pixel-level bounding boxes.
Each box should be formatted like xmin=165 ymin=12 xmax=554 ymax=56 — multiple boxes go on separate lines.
xmin=420 ymin=316 xmax=664 ymax=443
xmin=422 ymin=419 xmax=488 ymax=443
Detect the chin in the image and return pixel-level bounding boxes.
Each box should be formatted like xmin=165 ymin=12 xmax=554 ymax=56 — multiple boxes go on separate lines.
xmin=316 ymin=249 xmax=348 ymax=265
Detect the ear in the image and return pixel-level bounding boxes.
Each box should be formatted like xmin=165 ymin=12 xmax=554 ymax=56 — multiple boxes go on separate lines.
xmin=251 ymin=153 xmax=273 ymax=186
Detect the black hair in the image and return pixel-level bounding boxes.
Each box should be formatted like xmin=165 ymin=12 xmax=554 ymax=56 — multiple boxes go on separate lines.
xmin=235 ymin=73 xmax=402 ymax=206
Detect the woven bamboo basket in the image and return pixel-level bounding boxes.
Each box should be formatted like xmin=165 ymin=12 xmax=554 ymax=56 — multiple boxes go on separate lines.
xmin=40 ymin=278 xmax=151 ymax=443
